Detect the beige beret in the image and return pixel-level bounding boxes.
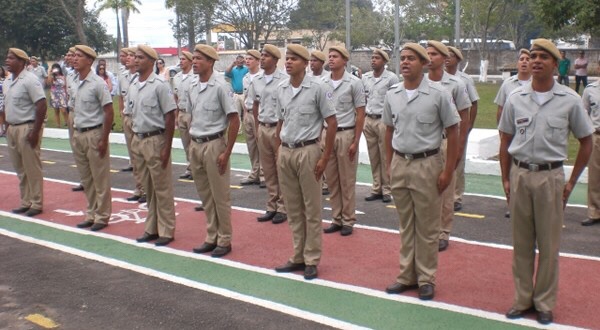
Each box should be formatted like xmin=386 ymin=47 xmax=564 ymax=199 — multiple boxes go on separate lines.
xmin=68 ymin=47 xmax=77 ymax=54
xmin=447 ymin=46 xmax=463 ymax=61
xmin=262 ymin=44 xmax=281 ymax=59
xmin=310 ymin=50 xmax=326 ymax=62
xmin=519 ymin=48 xmax=531 ymax=57
xmin=127 ymin=47 xmax=137 ymax=55
xmin=137 ymin=44 xmax=158 ymax=60
xmin=530 ymin=39 xmax=561 ymax=61
xmin=246 ymin=49 xmax=261 ymax=60
xmin=75 ymin=45 xmax=97 ymax=59
xmin=401 ymin=43 xmax=429 ymax=62
xmin=120 ymin=47 xmax=129 ymax=54
xmin=426 ymin=40 xmax=449 ymax=57
xmin=182 ymin=51 xmax=193 ymax=61
xmin=286 ymin=44 xmax=310 ymax=61
xmin=373 ymin=48 xmax=390 ymax=62
xmin=329 ymin=46 xmax=350 ymax=60
xmin=194 ymin=44 xmax=219 ymax=61
xmin=8 ymin=48 xmax=29 ymax=61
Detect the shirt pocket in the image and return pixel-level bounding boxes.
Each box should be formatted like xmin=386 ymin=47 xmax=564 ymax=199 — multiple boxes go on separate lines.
xmin=545 ymin=116 xmax=568 ymax=142
xmin=515 ymin=116 xmax=533 ymax=142
xmin=416 ymin=113 xmax=436 ymax=135
xmin=299 ymin=106 xmax=313 ymax=127
xmin=15 ymin=91 xmax=30 ymax=107
xmin=338 ymin=94 xmax=353 ymax=111
xmin=203 ymin=101 xmax=220 ymax=120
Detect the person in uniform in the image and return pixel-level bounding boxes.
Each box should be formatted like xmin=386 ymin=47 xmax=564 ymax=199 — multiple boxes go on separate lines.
xmin=446 ymin=46 xmax=480 ymax=212
xmin=239 ymin=49 xmax=263 ymax=187
xmin=70 ymin=45 xmax=114 ymax=231
xmin=187 ymin=44 xmax=240 ymax=258
xmin=321 ymin=46 xmax=366 ymax=237
xmin=118 ymin=47 xmax=134 ymax=173
xmin=309 ymin=51 xmax=328 ymax=80
xmin=173 ymin=50 xmax=195 ymax=180
xmin=499 ymin=39 xmax=593 ymax=325
xmin=129 ymin=45 xmax=177 ymax=246
xmin=384 ymin=43 xmax=459 ymax=301
xmin=495 ymin=48 xmax=531 ymax=218
xmin=274 ymin=44 xmax=337 ymax=280
xmin=4 ymin=48 xmax=47 ymax=217
xmin=64 ymin=47 xmax=86 ymax=193
xmin=426 ymin=40 xmax=471 ymax=252
xmin=119 ymin=47 xmax=146 ymax=203
xmin=362 ymin=48 xmax=399 ymax=203
xmin=28 ymin=56 xmax=48 ymax=86
xmin=248 ymin=45 xmax=288 ymax=224
xmin=581 ymin=78 xmax=600 ymax=226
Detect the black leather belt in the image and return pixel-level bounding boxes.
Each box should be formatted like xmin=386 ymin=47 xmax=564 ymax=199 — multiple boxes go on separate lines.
xmin=234 ymin=92 xmax=243 ymax=95
xmin=395 ymin=148 xmax=439 ymax=160
xmin=76 ymin=124 xmax=102 ymax=133
xmin=259 ymin=121 xmax=277 ymax=128
xmin=281 ymin=138 xmax=319 ymax=149
xmin=135 ymin=129 xmax=164 ymax=139
xmin=191 ymin=131 xmax=224 ymax=143
xmin=594 ymin=131 xmax=600 ymax=135
xmin=513 ymin=159 xmax=563 ymax=171
xmin=366 ymin=113 xmax=382 ymax=119
xmin=337 ymin=126 xmax=355 ymax=132
xmin=8 ymin=120 xmax=35 ymax=126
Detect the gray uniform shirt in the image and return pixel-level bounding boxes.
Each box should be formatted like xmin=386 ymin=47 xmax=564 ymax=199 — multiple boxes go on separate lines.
xmin=383 ymin=77 xmax=460 ymax=153
xmin=582 ymin=81 xmax=600 ymax=131
xmin=362 ymin=70 xmax=400 ymax=115
xmin=118 ymin=70 xmax=138 ymax=115
xmin=3 ymin=71 xmax=46 ymax=124
xmin=128 ymin=73 xmax=176 ymax=133
xmin=172 ymin=71 xmax=196 ymax=111
xmin=494 ymin=76 xmax=530 ymax=107
xmin=322 ymin=71 xmax=366 ymax=128
xmin=187 ymin=73 xmax=237 ymax=137
xmin=276 ymin=74 xmax=336 ymax=144
xmin=247 ymin=69 xmax=288 ymax=123
xmin=498 ymin=82 xmax=593 ymax=163
xmin=243 ymin=70 xmax=262 ymax=110
xmin=428 ymin=71 xmax=471 ymax=112
xmin=72 ymin=72 xmax=113 ymax=128
xmin=66 ymin=71 xmax=77 ymax=109
xmin=29 ymin=66 xmax=47 ymax=85
xmin=455 ymin=71 xmax=480 ymax=103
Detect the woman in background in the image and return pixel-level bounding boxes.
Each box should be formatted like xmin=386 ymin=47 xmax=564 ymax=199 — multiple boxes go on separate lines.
xmin=47 ymin=63 xmax=68 ymax=128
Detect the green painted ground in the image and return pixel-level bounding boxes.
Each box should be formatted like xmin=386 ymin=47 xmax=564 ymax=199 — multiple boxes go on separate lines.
xmin=0 ymin=216 xmax=531 ymax=329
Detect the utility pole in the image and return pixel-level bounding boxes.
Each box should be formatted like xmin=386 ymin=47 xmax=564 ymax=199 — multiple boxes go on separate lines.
xmin=394 ymin=0 xmax=400 ymax=75
xmin=455 ymin=0 xmax=461 ymax=46
xmin=345 ymin=0 xmax=351 ymax=71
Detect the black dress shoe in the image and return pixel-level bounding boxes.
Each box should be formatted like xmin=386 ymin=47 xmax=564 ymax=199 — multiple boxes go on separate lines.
xmin=240 ymin=178 xmax=260 ymax=186
xmin=179 ymin=173 xmax=193 ymax=180
xmin=385 ymin=282 xmax=418 ymax=294
xmin=340 ymin=225 xmax=353 ymax=236
xmin=193 ymin=242 xmax=217 ymax=254
xmin=136 ymin=232 xmax=159 ymax=242
xmin=454 ymin=201 xmax=462 ymax=211
xmin=323 ymin=223 xmax=342 ymax=234
xmin=25 ymin=208 xmax=42 ymax=217
xmin=505 ymin=211 xmax=510 ymax=218
xmin=194 ymin=205 xmax=204 ymax=211
xmin=582 ymin=218 xmax=600 ymax=226
xmin=365 ymin=193 xmax=383 ymax=201
xmin=304 ymin=265 xmax=318 ymax=280
xmin=272 ymin=212 xmax=287 ymax=224
xmin=505 ymin=307 xmax=534 ymax=319
xmin=155 ymin=237 xmax=174 ymax=246
xmin=211 ymin=245 xmax=231 ymax=258
xmin=121 ymin=166 xmax=133 ymax=172
xmin=72 ymin=185 xmax=84 ymax=192
xmin=76 ymin=220 xmax=94 ymax=228
xmin=259 ymin=181 xmax=266 ymax=188
xmin=438 ymin=239 xmax=449 ymax=252
xmin=275 ymin=261 xmax=305 ymax=273
xmin=257 ymin=211 xmax=277 ymax=222
xmin=90 ymin=223 xmax=108 ymax=231
xmin=418 ymin=284 xmax=434 ymax=300
xmin=537 ymin=311 xmax=553 ymax=325
xmin=382 ymin=194 xmax=392 ymax=203
xmin=138 ymin=195 xmax=146 ymax=203
xmin=12 ymin=206 xmax=30 ymax=214
xmin=126 ymin=195 xmax=141 ymax=201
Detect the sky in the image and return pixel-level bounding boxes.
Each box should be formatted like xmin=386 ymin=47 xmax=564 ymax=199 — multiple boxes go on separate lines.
xmin=90 ymin=0 xmax=178 ymax=47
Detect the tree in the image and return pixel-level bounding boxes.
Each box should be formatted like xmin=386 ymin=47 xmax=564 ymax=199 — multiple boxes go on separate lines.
xmin=120 ymin=0 xmax=142 ymax=47
xmin=96 ymin=0 xmax=141 ymax=51
xmin=57 ymin=0 xmax=88 ymax=44
xmin=166 ymin=0 xmax=218 ymax=50
xmin=534 ymin=0 xmax=600 ymax=46
xmin=215 ymin=0 xmax=296 ymax=49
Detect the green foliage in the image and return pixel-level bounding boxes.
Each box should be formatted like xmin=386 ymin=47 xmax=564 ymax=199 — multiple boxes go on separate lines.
xmin=167 ymin=0 xmax=219 ymax=49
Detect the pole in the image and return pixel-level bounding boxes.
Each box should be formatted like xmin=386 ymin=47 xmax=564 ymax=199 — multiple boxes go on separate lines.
xmin=455 ymin=0 xmax=460 ymax=46
xmin=345 ymin=0 xmax=351 ymax=72
xmin=394 ymin=0 xmax=400 ymax=75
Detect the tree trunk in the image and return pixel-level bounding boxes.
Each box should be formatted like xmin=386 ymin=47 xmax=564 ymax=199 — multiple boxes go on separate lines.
xmin=116 ymin=9 xmax=122 ymax=53
xmin=205 ymin=14 xmax=212 ymax=44
xmin=186 ymin=16 xmax=195 ymax=51
xmin=121 ymin=8 xmax=130 ymax=47
xmin=57 ymin=0 xmax=87 ymax=44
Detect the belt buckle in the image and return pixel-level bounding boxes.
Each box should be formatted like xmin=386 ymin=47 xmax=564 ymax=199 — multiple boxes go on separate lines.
xmin=404 ymin=153 xmax=414 ymax=160
xmin=289 ymin=142 xmax=297 ymax=148
xmin=528 ymin=164 xmax=539 ymax=171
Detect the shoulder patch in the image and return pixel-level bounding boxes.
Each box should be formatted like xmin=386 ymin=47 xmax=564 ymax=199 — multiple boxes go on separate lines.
xmin=326 ymin=90 xmax=333 ymax=100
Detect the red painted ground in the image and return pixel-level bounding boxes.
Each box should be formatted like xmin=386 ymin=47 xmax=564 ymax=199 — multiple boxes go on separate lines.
xmin=1 ymin=174 xmax=599 ymax=329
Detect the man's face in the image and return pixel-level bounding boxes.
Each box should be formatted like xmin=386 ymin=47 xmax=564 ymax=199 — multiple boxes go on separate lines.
xmin=179 ymin=55 xmax=192 ymax=71
xmin=285 ymin=53 xmax=307 ymax=76
xmin=126 ymin=52 xmax=136 ymax=68
xmin=134 ymin=51 xmax=154 ymax=75
xmin=245 ymin=55 xmax=259 ymax=71
xmin=5 ymin=52 xmax=24 ymax=73
xmin=560 ymin=51 xmax=566 ymax=59
xmin=328 ymin=51 xmax=346 ymax=71
xmin=426 ymin=46 xmax=445 ymax=70
xmin=445 ymin=52 xmax=459 ymax=69
xmin=310 ymin=56 xmax=323 ymax=73
xmin=119 ymin=52 xmax=127 ymax=65
xmin=192 ymin=51 xmax=213 ymax=75
xmin=517 ymin=53 xmax=531 ymax=75
xmin=260 ymin=52 xmax=277 ymax=71
xmin=30 ymin=58 xmax=38 ymax=67
xmin=65 ymin=53 xmax=72 ymax=66
xmin=72 ymin=50 xmax=93 ymax=72
xmin=235 ymin=56 xmax=244 ymax=67
xmin=399 ymin=49 xmax=425 ymax=80
xmin=371 ymin=53 xmax=385 ymax=71
xmin=530 ymin=49 xmax=557 ymax=79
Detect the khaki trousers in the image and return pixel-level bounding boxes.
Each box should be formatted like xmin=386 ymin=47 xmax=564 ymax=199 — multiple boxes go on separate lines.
xmin=257 ymin=124 xmax=285 ymax=213
xmin=234 ymin=94 xmax=244 ymax=133
xmin=6 ymin=123 xmax=44 ymax=210
xmin=278 ymin=143 xmax=322 ymax=266
xmin=323 ymin=129 xmax=358 ymax=226
xmin=131 ymin=134 xmax=176 ymax=238
xmin=243 ymin=110 xmax=260 ymax=180
xmin=72 ymin=128 xmax=112 ymax=224
xmin=509 ymin=164 xmax=563 ymax=312
xmin=588 ymin=134 xmax=600 ymax=219
xmin=189 ymin=137 xmax=232 ymax=246
xmin=454 ymin=147 xmax=467 ymax=203
xmin=391 ymin=152 xmax=443 ymax=286
xmin=177 ymin=111 xmax=192 ymax=172
xmin=440 ymin=139 xmax=457 ymax=240
xmin=363 ymin=116 xmax=390 ymax=195
xmin=123 ymin=115 xmax=144 ymax=196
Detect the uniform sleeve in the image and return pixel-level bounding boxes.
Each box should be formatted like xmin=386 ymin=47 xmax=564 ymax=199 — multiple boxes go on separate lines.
xmin=382 ymin=92 xmax=393 ymax=127
xmin=220 ymin=83 xmax=237 ymax=116
xmin=352 ymin=78 xmax=366 ymax=108
xmin=438 ymin=90 xmax=460 ymax=128
xmin=389 ymin=74 xmax=400 ymax=87
xmin=494 ymin=81 xmax=507 ymax=106
xmin=454 ymin=80 xmax=472 ymax=111
xmin=569 ymin=98 xmax=594 ymax=139
xmin=465 ymin=77 xmax=480 ymax=102
xmin=27 ymin=77 xmax=46 ymax=104
xmin=498 ymin=95 xmax=516 ymax=135
xmin=157 ymin=81 xmax=176 ymax=114
xmin=276 ymin=86 xmax=284 ymax=121
xmin=317 ymin=83 xmax=336 ymax=119
xmin=582 ymin=88 xmax=591 ymax=113
xmin=245 ymin=81 xmax=256 ymax=110
xmin=98 ymin=80 xmax=113 ymax=107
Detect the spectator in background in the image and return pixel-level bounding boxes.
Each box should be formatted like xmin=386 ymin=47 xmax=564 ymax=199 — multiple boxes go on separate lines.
xmin=47 ymin=63 xmax=68 ymax=128
xmin=557 ymin=51 xmax=570 ymax=86
xmin=0 ymin=66 xmax=7 ymax=137
xmin=28 ymin=56 xmax=47 ymax=86
xmin=574 ymin=50 xmax=588 ymax=94
xmin=225 ymin=55 xmax=249 ymax=124
xmin=155 ymin=57 xmax=170 ymax=81
xmin=96 ymin=64 xmax=113 ymax=92
xmin=97 ymin=58 xmax=118 ymax=96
